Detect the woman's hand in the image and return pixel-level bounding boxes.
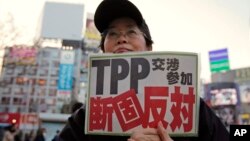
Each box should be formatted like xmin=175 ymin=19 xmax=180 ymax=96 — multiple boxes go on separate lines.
xmin=128 ymin=122 xmax=173 ymax=141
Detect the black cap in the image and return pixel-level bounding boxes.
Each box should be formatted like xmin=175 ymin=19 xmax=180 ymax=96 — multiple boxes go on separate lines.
xmin=94 ymin=0 xmax=153 ymax=48
xmin=94 ymin=0 xmax=144 ymax=33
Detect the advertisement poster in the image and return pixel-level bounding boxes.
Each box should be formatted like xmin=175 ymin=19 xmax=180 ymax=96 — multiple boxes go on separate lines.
xmin=0 ymin=113 xmax=39 ymax=130
xmin=210 ymin=87 xmax=238 ymax=106
xmin=58 ymin=50 xmax=75 ymax=95
xmin=204 ymin=82 xmax=240 ymax=129
xmin=4 ymin=46 xmax=37 ymax=66
xmin=84 ymin=13 xmax=101 ymax=48
xmin=239 ymin=84 xmax=250 ymax=104
xmin=85 ymin=51 xmax=200 ymax=136
xmin=204 ymin=82 xmax=240 ymax=106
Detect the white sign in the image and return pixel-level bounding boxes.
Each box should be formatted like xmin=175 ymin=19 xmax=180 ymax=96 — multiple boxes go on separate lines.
xmin=41 ymin=2 xmax=84 ymax=40
xmin=85 ymin=51 xmax=200 ymax=136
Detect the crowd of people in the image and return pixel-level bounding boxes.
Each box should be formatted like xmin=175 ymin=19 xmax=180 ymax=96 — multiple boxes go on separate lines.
xmin=0 ymin=102 xmax=83 ymax=141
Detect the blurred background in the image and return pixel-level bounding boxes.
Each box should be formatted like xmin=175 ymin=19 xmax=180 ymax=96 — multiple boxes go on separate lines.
xmin=0 ymin=0 xmax=250 ymax=140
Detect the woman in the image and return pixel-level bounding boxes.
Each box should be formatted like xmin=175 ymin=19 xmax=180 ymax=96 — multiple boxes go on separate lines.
xmin=59 ymin=0 xmax=229 ymax=141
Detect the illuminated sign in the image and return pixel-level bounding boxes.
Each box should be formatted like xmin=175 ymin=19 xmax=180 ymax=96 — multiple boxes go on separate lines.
xmin=58 ymin=50 xmax=75 ymax=93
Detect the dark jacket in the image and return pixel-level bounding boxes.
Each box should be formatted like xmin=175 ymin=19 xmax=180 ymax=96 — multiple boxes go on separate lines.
xmin=34 ymin=135 xmax=45 ymax=141
xmin=59 ymin=98 xmax=229 ymax=141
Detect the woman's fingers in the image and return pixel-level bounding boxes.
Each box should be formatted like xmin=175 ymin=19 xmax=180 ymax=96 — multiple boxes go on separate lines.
xmin=132 ymin=128 xmax=158 ymax=135
xmin=157 ymin=122 xmax=173 ymax=141
xmin=128 ymin=122 xmax=174 ymax=141
xmin=130 ymin=128 xmax=161 ymax=141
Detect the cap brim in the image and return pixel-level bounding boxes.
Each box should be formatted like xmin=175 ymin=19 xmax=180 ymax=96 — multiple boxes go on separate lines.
xmin=94 ymin=0 xmax=143 ymax=33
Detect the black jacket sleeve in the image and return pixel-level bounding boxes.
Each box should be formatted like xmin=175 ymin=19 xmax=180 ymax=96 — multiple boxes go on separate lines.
xmin=59 ymin=98 xmax=229 ymax=141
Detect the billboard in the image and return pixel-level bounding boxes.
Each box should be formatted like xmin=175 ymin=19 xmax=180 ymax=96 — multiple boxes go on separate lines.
xmin=85 ymin=51 xmax=200 ymax=136
xmin=210 ymin=87 xmax=238 ymax=106
xmin=0 ymin=113 xmax=21 ymax=126
xmin=4 ymin=46 xmax=37 ymax=66
xmin=84 ymin=13 xmax=101 ymax=48
xmin=204 ymin=82 xmax=240 ymax=129
xmin=209 ymin=48 xmax=230 ymax=73
xmin=41 ymin=2 xmax=84 ymax=40
xmin=205 ymin=82 xmax=240 ymax=106
xmin=0 ymin=113 xmax=39 ymax=130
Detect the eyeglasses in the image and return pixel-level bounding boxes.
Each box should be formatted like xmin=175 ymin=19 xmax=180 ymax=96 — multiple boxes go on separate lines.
xmin=103 ymin=28 xmax=145 ymax=40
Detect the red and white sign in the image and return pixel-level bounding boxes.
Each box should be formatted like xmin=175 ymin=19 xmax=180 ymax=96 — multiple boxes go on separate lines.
xmin=0 ymin=113 xmax=39 ymax=130
xmin=19 ymin=113 xmax=39 ymax=130
xmin=85 ymin=51 xmax=200 ymax=136
xmin=0 ymin=113 xmax=20 ymax=125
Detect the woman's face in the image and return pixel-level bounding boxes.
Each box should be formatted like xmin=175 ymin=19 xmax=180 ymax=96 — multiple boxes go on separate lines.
xmin=103 ymin=17 xmax=152 ymax=53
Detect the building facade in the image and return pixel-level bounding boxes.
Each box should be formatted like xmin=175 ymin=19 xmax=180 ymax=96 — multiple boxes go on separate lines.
xmin=0 ymin=45 xmax=90 ymax=114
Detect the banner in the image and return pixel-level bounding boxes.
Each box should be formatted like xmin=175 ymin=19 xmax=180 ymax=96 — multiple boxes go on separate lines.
xmin=85 ymin=51 xmax=200 ymax=136
xmin=58 ymin=50 xmax=75 ymax=94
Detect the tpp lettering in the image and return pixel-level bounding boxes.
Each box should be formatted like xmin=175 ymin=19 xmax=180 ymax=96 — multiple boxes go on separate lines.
xmin=234 ymin=129 xmax=247 ymax=136
xmin=92 ymin=58 xmax=150 ymax=95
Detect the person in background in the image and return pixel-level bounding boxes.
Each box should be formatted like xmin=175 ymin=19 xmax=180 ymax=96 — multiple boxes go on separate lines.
xmin=0 ymin=126 xmax=4 ymax=141
xmin=14 ymin=129 xmax=22 ymax=141
xmin=24 ymin=130 xmax=36 ymax=141
xmin=51 ymin=130 xmax=60 ymax=141
xmin=71 ymin=102 xmax=83 ymax=113
xmin=59 ymin=0 xmax=229 ymax=141
xmin=2 ymin=124 xmax=19 ymax=141
xmin=34 ymin=128 xmax=46 ymax=141
xmin=24 ymin=132 xmax=31 ymax=141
